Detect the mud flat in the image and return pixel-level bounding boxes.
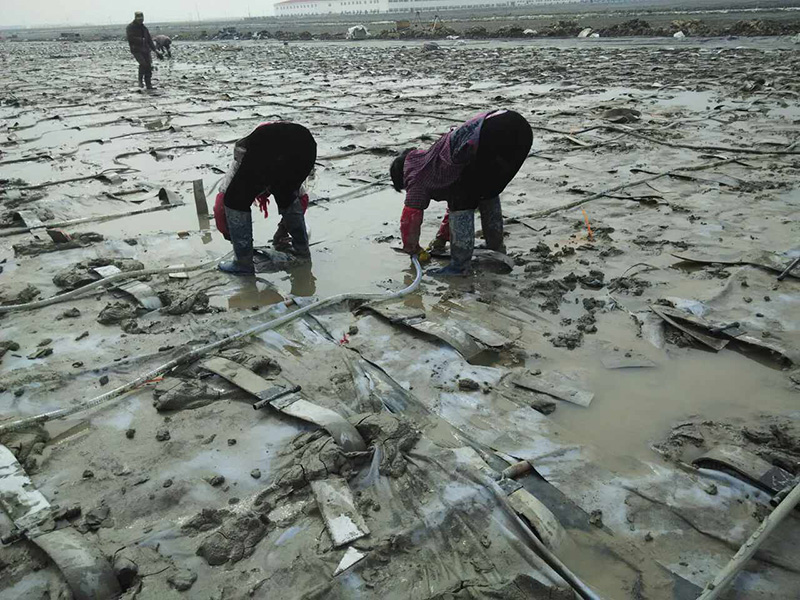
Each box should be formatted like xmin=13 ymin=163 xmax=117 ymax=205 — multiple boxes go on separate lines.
xmin=1 ymin=38 xmax=799 ymax=599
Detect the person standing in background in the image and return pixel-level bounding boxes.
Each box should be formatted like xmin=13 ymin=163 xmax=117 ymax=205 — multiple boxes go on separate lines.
xmin=126 ymin=12 xmax=161 ymax=90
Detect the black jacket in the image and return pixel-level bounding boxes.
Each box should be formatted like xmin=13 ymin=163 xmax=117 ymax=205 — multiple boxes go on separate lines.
xmin=126 ymin=21 xmax=156 ymax=54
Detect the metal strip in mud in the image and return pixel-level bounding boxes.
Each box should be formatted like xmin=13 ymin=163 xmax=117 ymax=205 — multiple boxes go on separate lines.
xmin=202 ymin=357 xmax=366 ymax=452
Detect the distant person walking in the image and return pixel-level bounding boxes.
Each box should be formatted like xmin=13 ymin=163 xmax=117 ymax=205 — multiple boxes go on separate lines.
xmin=153 ymin=35 xmax=172 ymax=58
xmin=126 ymin=12 xmax=161 ymax=89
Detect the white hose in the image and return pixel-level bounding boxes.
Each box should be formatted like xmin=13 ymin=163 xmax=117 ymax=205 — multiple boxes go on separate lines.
xmin=0 ymin=254 xmax=231 ymax=314
xmin=696 ymin=479 xmax=800 ymax=600
xmin=0 ymin=257 xmax=422 ymax=435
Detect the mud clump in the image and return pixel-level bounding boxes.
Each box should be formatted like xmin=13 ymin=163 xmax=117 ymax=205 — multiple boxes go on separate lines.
xmin=578 ymin=270 xmax=605 ymax=290
xmin=655 ymin=417 xmax=800 ymax=474
xmin=278 ymin=430 xmax=351 ymax=486
xmin=52 ymin=504 xmax=82 ymax=521
xmin=53 ymin=258 xmax=145 ymax=290
xmin=0 ymin=284 xmax=41 ymax=306
xmin=77 ymin=505 xmax=112 ymax=533
xmin=12 ymin=232 xmax=104 ymax=257
xmin=551 ymin=331 xmax=584 ymax=350
xmin=196 ymin=512 xmax=268 ymax=566
xmin=598 ymin=19 xmax=654 ymax=37
xmin=153 ymin=379 xmax=221 ymax=412
xmin=167 ymin=568 xmax=197 ymax=591
xmin=57 ymin=307 xmax=81 ymax=320
xmin=608 ymin=276 xmax=651 ymax=296
xmin=0 ymin=421 xmax=49 ymax=471
xmin=522 ymin=242 xmax=561 ymax=277
xmin=216 ymin=349 xmax=282 ymax=378
xmin=458 ymin=378 xmax=480 ymax=391
xmin=576 ymin=312 xmax=597 ymax=334
xmin=519 ymin=273 xmax=577 ymax=314
xmin=528 ymin=396 xmax=557 ymax=415
xmin=97 ymin=302 xmax=138 ymax=325
xmin=182 ymin=508 xmax=231 ymax=536
xmin=0 ymin=340 xmax=21 ymax=362
xmin=158 ymin=290 xmax=212 ymax=315
xmin=540 ymin=20 xmax=582 ymax=37
xmin=352 ymin=413 xmax=421 ymax=478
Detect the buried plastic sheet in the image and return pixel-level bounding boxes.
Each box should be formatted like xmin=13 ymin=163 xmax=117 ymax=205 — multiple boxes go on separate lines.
xmin=311 ymin=476 xmax=370 ymax=547
xmin=317 ymin=310 xmax=800 ymax=596
xmin=0 ymin=257 xmax=421 ymax=435
xmin=650 ymin=305 xmax=729 ymax=352
xmin=333 ymin=546 xmax=367 ymax=576
xmin=652 ymin=304 xmax=796 ymax=364
xmin=91 ymin=264 xmax=162 ymax=310
xmin=672 ymin=250 xmax=800 ymax=279
xmin=512 ymin=372 xmax=595 ymax=407
xmin=201 ymin=357 xmax=367 ymax=452
xmin=368 ymin=303 xmax=483 ymax=361
xmin=693 ymin=445 xmax=795 ymax=495
xmin=0 ymin=446 xmax=120 ymax=600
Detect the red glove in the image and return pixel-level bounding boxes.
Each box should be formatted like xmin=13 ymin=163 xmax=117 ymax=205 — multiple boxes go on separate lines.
xmin=400 ymin=206 xmax=424 ymax=254
xmin=435 ymin=209 xmax=450 ymax=242
xmin=256 ymin=193 xmax=270 ymax=218
xmin=214 ymin=192 xmax=229 ymax=240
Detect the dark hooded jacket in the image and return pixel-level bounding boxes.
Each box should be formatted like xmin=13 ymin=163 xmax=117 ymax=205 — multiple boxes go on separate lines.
xmin=126 ymin=20 xmax=156 ymax=54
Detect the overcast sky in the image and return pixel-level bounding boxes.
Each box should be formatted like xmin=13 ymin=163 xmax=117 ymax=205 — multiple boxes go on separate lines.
xmin=1 ymin=0 xmax=276 ymax=27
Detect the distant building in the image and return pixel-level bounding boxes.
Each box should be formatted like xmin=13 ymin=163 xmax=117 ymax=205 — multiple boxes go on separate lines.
xmin=59 ymin=32 xmax=81 ymax=41
xmin=274 ymin=0 xmax=532 ymax=18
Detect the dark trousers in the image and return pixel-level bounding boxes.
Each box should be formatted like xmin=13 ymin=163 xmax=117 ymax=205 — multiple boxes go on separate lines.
xmin=224 ymin=123 xmax=317 ymax=212
xmin=132 ymin=51 xmax=152 ymax=82
xmin=448 ymin=110 xmax=533 ymax=212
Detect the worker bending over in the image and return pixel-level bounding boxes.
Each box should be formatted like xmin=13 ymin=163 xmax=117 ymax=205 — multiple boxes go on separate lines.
xmin=215 ymin=122 xmax=317 ymax=275
xmin=153 ymin=35 xmax=173 ymax=58
xmin=390 ymin=109 xmax=532 ymax=276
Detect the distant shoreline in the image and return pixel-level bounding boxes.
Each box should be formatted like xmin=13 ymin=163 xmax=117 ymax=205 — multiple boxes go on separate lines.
xmin=2 ymin=0 xmax=799 ymax=41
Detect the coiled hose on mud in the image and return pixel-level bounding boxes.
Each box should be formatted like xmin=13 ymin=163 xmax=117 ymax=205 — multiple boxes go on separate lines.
xmin=0 ymin=257 xmax=422 ymax=434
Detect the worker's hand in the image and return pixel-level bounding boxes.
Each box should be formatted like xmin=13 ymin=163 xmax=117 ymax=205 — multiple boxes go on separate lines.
xmin=417 ymin=249 xmax=431 ymax=263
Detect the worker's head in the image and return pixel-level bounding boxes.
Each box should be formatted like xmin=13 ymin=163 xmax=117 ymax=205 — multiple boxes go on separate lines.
xmin=390 ymin=149 xmax=414 ymax=192
xmin=134 ymin=11 xmax=144 ymax=23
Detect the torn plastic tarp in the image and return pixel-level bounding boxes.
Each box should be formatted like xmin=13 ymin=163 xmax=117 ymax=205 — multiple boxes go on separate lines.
xmin=308 ymin=306 xmax=800 ymax=598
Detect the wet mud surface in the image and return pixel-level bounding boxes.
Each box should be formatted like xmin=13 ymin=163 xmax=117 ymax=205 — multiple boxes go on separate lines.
xmin=1 ymin=38 xmax=799 ymax=599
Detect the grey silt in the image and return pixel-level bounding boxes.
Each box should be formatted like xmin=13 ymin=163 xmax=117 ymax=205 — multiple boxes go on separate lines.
xmin=479 ymin=195 xmax=505 ymax=252
xmin=218 ymin=207 xmax=255 ymax=275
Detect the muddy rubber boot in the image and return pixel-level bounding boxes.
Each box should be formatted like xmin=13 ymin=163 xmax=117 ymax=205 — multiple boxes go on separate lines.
xmin=479 ymin=195 xmax=505 ymax=253
xmin=218 ymin=207 xmax=255 ymax=275
xmin=281 ymin=198 xmax=310 ymax=258
xmin=272 ymin=220 xmax=292 ymax=252
xmin=145 ymin=73 xmax=154 ymax=90
xmin=429 ymin=209 xmax=473 ymax=277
